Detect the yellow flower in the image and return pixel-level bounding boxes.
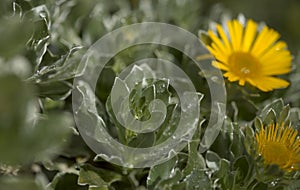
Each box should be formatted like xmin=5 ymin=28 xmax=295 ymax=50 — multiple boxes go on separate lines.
xmin=205 ymin=19 xmax=292 ymax=92
xmin=256 ymin=123 xmax=300 ymax=171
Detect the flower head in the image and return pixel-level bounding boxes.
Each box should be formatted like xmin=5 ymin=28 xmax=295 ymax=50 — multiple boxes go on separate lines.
xmin=205 ymin=19 xmax=292 ymax=91
xmin=256 ymin=123 xmax=300 ymax=171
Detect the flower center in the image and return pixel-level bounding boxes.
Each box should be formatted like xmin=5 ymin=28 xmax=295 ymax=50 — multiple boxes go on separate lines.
xmin=261 ymin=141 xmax=291 ymax=166
xmin=228 ymin=52 xmax=261 ymax=78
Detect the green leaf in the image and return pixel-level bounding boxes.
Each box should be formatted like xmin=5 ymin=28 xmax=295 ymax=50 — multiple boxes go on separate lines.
xmin=263 ymin=109 xmax=276 ymax=126
xmin=243 ymin=125 xmax=256 ymax=156
xmin=31 ymin=112 xmax=73 ymax=161
xmin=198 ymin=30 xmax=212 ymax=46
xmin=97 ymin=68 xmax=116 ymax=102
xmin=155 ymin=104 xmax=180 ymax=144
xmin=278 ymin=105 xmax=290 ymax=125
xmin=30 ymin=46 xmax=86 ymax=83
xmin=183 ymin=120 xmax=206 ymax=176
xmin=147 ymin=156 xmax=178 ymax=190
xmin=233 ymin=156 xmax=250 ymax=184
xmin=185 ymin=169 xmax=212 ymax=190
xmin=260 ymin=99 xmax=284 ymax=120
xmin=208 ymin=116 xmax=232 ymax=159
xmin=41 ymin=98 xmax=65 ymax=111
xmin=127 ymin=132 xmax=156 ymax=148
xmin=254 ymin=118 xmax=263 ymax=130
xmin=205 ymin=151 xmax=220 ymax=171
xmin=48 ymin=173 xmax=87 ymax=190
xmin=158 ymin=169 xmax=183 ymax=189
xmin=60 ymin=134 xmax=92 ymax=160
xmin=36 ymin=81 xmax=72 ymax=100
xmin=24 ymin=4 xmax=50 ymax=68
xmin=229 ymin=123 xmax=244 ymax=158
xmin=288 ymin=108 xmax=300 ymax=125
xmin=214 ymin=159 xmax=233 ymax=189
xmin=78 ymin=164 xmax=123 ymax=189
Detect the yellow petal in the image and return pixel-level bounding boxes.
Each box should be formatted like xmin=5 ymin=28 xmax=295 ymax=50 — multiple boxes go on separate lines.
xmin=233 ymin=20 xmax=243 ymax=50
xmin=260 ymin=41 xmax=291 ymax=63
xmin=216 ymin=24 xmax=232 ymax=51
xmin=227 ymin=20 xmax=237 ymax=51
xmin=228 ymin=20 xmax=243 ymax=51
xmin=251 ymin=26 xmax=280 ymax=56
xmin=247 ymin=76 xmax=289 ymax=92
xmin=206 ymin=46 xmax=227 ymax=63
xmin=208 ymin=30 xmax=228 ymax=55
xmin=242 ymin=19 xmax=257 ymax=51
xmin=212 ymin=61 xmax=229 ymax=71
xmin=224 ymin=72 xmax=240 ymax=82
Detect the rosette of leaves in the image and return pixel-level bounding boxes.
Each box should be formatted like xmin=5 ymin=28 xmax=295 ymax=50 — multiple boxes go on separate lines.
xmin=72 ymin=62 xmax=207 ymax=190
xmin=105 ymin=63 xmax=181 ymax=148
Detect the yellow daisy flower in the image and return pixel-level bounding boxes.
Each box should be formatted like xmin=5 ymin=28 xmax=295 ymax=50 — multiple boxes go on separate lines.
xmin=256 ymin=123 xmax=300 ymax=171
xmin=205 ymin=19 xmax=292 ymax=92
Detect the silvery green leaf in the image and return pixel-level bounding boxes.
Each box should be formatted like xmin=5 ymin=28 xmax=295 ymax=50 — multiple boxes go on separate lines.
xmin=36 ymin=81 xmax=72 ymax=100
xmin=263 ymin=109 xmax=276 ymax=126
xmin=233 ymin=156 xmax=250 ymax=184
xmin=243 ymin=125 xmax=256 ymax=155
xmin=198 ymin=30 xmax=212 ymax=46
xmin=78 ymin=164 xmax=123 ymax=189
xmin=278 ymin=105 xmax=290 ymax=125
xmin=183 ymin=120 xmax=206 ymax=175
xmin=185 ymin=169 xmax=212 ymax=190
xmin=254 ymin=117 xmax=263 ymax=130
xmin=147 ymin=156 xmax=178 ymax=190
xmin=214 ymin=159 xmax=233 ymax=189
xmin=205 ymin=151 xmax=220 ymax=171
xmin=260 ymin=99 xmax=284 ymax=120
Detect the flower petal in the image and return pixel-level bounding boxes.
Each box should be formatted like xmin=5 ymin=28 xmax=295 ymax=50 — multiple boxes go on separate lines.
xmin=242 ymin=19 xmax=257 ymax=51
xmin=247 ymin=76 xmax=289 ymax=92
